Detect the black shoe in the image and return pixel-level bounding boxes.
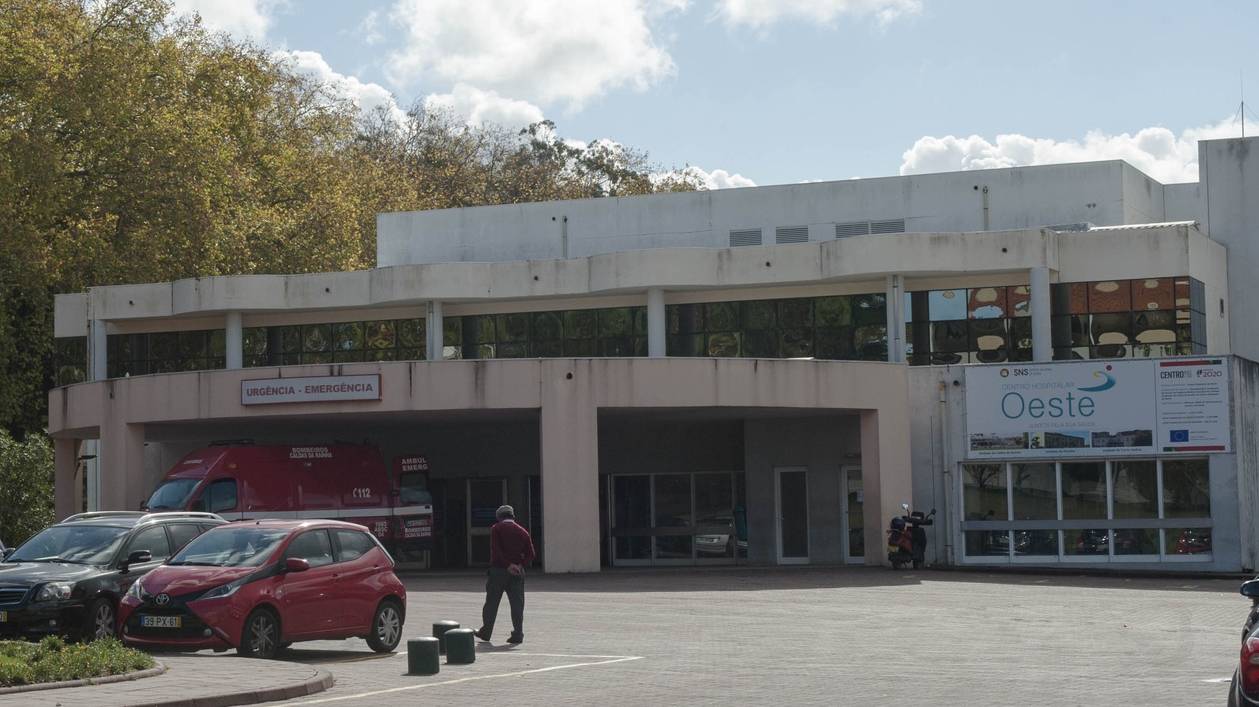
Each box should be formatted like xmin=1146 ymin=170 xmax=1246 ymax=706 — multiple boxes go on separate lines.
xmin=506 ymin=633 xmax=523 ymax=644
xmin=475 ymin=628 xmax=491 ymax=642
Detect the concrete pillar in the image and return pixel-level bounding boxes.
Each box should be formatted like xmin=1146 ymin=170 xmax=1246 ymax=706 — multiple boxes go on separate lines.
xmin=885 ymin=275 xmax=905 ymax=363
xmin=860 ymin=410 xmax=912 ymax=565
xmin=53 ymin=438 xmax=80 ymax=520
xmin=99 ymin=422 xmax=146 ymax=511
xmin=426 ymin=301 xmax=444 ymax=361
xmin=225 ymin=311 xmax=243 ymax=369
xmin=1030 ymin=266 xmax=1052 ymax=362
xmin=539 ymin=360 xmax=600 ymax=572
xmin=89 ymin=318 xmax=107 ymax=381
xmin=647 ymin=288 xmax=666 ymax=358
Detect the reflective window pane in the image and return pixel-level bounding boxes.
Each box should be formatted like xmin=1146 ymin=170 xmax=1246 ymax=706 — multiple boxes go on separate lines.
xmin=654 ymin=474 xmax=692 ymax=529
xmin=968 ymin=287 xmax=1007 ymax=319
xmin=846 ymin=468 xmax=863 ymax=558
xmin=1064 ymin=528 xmax=1108 ymax=555
xmin=929 ymin=289 xmax=967 ymax=320
xmin=1014 ymin=530 xmax=1058 ymax=556
xmin=1061 ymin=462 xmax=1106 ymax=519
xmin=1114 ymin=529 xmax=1159 ymax=555
xmin=1089 ymin=280 xmax=1131 ymax=313
xmin=1166 ymin=528 xmax=1212 ymax=555
xmin=1131 ymin=278 xmax=1175 ymax=311
xmin=1163 ymin=459 xmax=1210 ymax=518
xmin=965 ymin=531 xmax=1009 ymax=557
xmin=963 ymin=464 xmax=1008 ymax=521
xmin=1011 ymin=464 xmax=1056 ymax=520
xmin=1112 ymin=460 xmax=1158 ymax=519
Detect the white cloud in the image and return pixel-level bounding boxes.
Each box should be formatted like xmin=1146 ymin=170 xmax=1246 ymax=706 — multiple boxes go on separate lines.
xmin=385 ymin=0 xmax=681 ymax=110
xmin=658 ymin=165 xmax=757 ymax=189
xmin=898 ymin=117 xmax=1259 ymax=184
xmin=423 ymin=84 xmax=545 ymax=129
xmin=714 ymin=0 xmax=922 ymax=28
xmin=356 ymin=10 xmax=385 ymax=46
xmin=279 ymin=50 xmax=407 ymax=124
xmin=169 ymin=0 xmax=275 ymax=39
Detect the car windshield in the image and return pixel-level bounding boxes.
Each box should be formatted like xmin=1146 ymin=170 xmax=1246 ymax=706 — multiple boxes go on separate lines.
xmin=145 ymin=478 xmax=201 ymax=511
xmin=6 ymin=525 xmax=129 ymax=565
xmin=168 ymin=527 xmax=289 ymax=567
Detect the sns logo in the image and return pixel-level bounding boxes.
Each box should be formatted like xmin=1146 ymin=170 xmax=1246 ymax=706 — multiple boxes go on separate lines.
xmin=1078 ymin=365 xmax=1116 ymax=392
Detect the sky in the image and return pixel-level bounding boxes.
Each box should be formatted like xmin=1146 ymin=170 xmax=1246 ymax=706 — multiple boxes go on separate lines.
xmin=170 ymin=0 xmax=1259 ymax=188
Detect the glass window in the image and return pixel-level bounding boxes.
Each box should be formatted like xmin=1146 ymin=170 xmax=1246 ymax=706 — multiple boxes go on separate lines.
xmin=7 ymin=525 xmax=128 ymax=565
xmin=1009 ymin=286 xmax=1031 ymax=317
xmin=931 ymin=320 xmax=969 ymax=353
xmin=965 ymin=531 xmax=1009 ymax=557
xmin=171 ymin=527 xmax=288 ymax=567
xmin=333 ymin=322 xmax=363 ymax=352
xmin=334 ymin=530 xmax=377 ymax=562
xmin=778 ymin=299 xmax=813 ymax=329
xmin=167 ymin=524 xmax=202 ymax=553
xmin=201 ymin=479 xmax=238 ymax=513
xmin=127 ymin=526 xmax=172 ymax=562
xmin=1114 ymin=529 xmax=1159 ymax=555
xmin=287 ymin=529 xmax=335 ymax=567
xmin=1061 ymin=463 xmax=1106 ymax=519
xmin=1162 ymin=459 xmax=1209 ymax=518
xmin=1064 ymin=528 xmax=1108 ymax=556
xmin=1014 ymin=530 xmax=1058 ymax=556
xmin=814 ymin=297 xmax=851 ymax=327
xmin=1089 ymin=281 xmax=1131 ymax=313
xmin=704 ymin=303 xmax=738 ymax=332
xmin=851 ymin=294 xmax=886 ymax=325
xmin=1131 ymin=278 xmax=1175 ymax=311
xmin=963 ymin=464 xmax=1008 ymax=521
xmin=1111 ymin=460 xmax=1157 ymax=518
xmin=367 ymin=321 xmax=399 ymax=350
xmin=1166 ymin=527 xmax=1211 ymax=555
xmin=694 ymin=474 xmax=735 ymax=559
xmin=928 ymin=289 xmax=967 ymax=320
xmin=968 ymin=287 xmax=1007 ymax=319
xmin=1011 ymin=463 xmax=1056 ymax=520
xmin=302 ymin=324 xmax=332 ymax=353
xmin=654 ymin=475 xmax=692 ymax=560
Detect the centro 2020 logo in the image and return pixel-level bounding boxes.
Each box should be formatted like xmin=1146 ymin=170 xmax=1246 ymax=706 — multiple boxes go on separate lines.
xmin=1000 ymin=364 xmax=1114 ymax=419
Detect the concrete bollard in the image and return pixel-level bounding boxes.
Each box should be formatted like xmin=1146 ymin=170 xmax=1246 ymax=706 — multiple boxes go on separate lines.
xmin=407 ymin=637 xmax=440 ymax=676
xmin=444 ymin=628 xmax=476 ymax=665
xmin=432 ymin=620 xmax=460 ymax=655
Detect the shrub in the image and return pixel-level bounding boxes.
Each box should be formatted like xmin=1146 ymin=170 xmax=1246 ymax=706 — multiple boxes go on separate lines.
xmin=0 ymin=638 xmax=153 ymax=687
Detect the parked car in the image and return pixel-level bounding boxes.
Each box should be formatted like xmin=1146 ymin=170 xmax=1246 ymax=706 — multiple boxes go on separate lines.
xmin=0 ymin=512 xmax=225 ymax=641
xmin=143 ymin=443 xmax=433 ymax=558
xmin=1230 ymin=579 xmax=1259 ymax=706
xmin=119 ymin=519 xmax=406 ymax=658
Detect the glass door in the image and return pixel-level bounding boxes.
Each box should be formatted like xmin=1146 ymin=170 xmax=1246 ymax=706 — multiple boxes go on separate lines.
xmin=842 ymin=467 xmax=864 ymax=563
xmin=776 ymin=468 xmax=809 ymax=564
xmin=612 ymin=475 xmax=652 ymax=565
xmin=467 ymin=478 xmax=507 ymax=566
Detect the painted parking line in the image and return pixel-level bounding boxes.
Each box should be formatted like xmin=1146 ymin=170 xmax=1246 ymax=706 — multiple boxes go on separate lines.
xmin=1202 ymin=677 xmax=1232 ymax=684
xmin=288 ymin=656 xmax=645 ymax=705
xmin=394 ymin=651 xmax=640 ymax=660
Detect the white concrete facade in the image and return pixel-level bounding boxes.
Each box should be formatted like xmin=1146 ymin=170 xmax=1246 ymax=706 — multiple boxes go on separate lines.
xmin=48 ymin=141 xmax=1259 ymax=573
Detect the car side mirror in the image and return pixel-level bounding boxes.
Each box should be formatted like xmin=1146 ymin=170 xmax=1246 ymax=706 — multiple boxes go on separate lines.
xmin=122 ymin=550 xmax=152 ymax=572
xmin=284 ymin=557 xmax=310 ymax=573
xmin=1241 ymin=579 xmax=1259 ymax=600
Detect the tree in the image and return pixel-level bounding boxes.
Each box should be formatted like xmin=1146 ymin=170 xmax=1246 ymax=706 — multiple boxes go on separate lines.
xmin=0 ymin=0 xmax=702 ymax=438
xmin=0 ymin=430 xmax=54 ymax=547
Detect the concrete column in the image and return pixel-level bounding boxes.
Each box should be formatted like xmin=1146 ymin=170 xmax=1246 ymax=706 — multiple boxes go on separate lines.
xmin=89 ymin=318 xmax=107 ymax=381
xmin=426 ymin=301 xmax=444 ymax=361
xmin=99 ymin=422 xmax=146 ymax=511
xmin=53 ymin=438 xmax=80 ymax=520
xmin=860 ymin=410 xmax=912 ymax=566
xmin=1030 ymin=266 xmax=1052 ymax=362
xmin=885 ymin=275 xmax=905 ymax=363
xmin=647 ymin=288 xmax=666 ymax=358
xmin=225 ymin=311 xmax=243 ymax=370
xmin=539 ymin=360 xmax=600 ymax=572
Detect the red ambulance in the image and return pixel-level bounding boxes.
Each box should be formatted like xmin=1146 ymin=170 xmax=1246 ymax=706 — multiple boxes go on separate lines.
xmin=142 ymin=443 xmax=433 ymax=556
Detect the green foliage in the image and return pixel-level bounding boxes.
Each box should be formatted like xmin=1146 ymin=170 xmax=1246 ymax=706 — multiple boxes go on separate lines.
xmin=0 ymin=638 xmax=154 ymax=687
xmin=0 ymin=430 xmax=53 ymax=547
xmin=0 ymin=0 xmax=701 ymax=437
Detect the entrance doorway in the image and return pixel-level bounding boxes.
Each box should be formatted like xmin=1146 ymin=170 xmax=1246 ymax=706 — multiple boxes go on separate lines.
xmin=607 ymin=472 xmax=746 ymax=566
xmin=775 ymin=467 xmax=809 ymax=564
xmin=467 ymin=478 xmax=507 ymax=566
xmin=842 ymin=466 xmax=864 ymax=564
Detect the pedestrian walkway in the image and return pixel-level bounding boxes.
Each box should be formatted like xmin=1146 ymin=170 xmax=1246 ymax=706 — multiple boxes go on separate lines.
xmin=0 ymin=653 xmax=331 ymax=707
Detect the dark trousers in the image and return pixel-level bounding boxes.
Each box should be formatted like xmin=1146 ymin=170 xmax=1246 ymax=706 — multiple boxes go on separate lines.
xmin=481 ymin=567 xmax=525 ymax=638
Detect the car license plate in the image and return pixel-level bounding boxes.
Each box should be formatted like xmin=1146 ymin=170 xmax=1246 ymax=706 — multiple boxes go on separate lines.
xmin=140 ymin=615 xmax=181 ymax=629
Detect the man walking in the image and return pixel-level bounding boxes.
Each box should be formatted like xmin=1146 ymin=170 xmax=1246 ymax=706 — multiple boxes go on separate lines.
xmin=476 ymin=505 xmax=535 ymax=644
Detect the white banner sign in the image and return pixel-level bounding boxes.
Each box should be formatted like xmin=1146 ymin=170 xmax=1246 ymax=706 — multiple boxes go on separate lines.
xmin=241 ymin=375 xmax=382 ymax=406
xmin=965 ymin=358 xmax=1230 ymax=459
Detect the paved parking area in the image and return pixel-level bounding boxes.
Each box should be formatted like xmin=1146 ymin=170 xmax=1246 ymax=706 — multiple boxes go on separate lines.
xmin=241 ymin=568 xmax=1244 ymax=706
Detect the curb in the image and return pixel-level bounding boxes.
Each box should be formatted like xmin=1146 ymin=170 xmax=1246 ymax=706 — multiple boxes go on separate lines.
xmin=0 ymin=660 xmax=168 ymax=695
xmin=129 ymin=667 xmax=334 ymax=707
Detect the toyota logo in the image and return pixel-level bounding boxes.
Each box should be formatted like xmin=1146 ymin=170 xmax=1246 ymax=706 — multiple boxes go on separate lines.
xmin=154 ymin=593 xmax=170 ymax=607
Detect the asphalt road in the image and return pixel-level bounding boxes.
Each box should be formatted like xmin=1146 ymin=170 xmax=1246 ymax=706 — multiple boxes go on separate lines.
xmin=229 ymin=568 xmax=1244 ymax=706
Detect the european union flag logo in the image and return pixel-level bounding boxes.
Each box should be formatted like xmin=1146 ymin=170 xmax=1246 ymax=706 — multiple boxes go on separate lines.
xmin=1170 ymin=429 xmax=1190 ymax=443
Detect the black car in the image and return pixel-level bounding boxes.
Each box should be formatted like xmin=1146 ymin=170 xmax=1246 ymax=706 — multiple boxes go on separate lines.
xmin=0 ymin=511 xmax=225 ymax=641
xmin=1230 ymin=579 xmax=1259 ymax=706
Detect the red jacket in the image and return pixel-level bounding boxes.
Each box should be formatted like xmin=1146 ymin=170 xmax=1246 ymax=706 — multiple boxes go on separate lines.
xmin=490 ymin=519 xmax=536 ymax=569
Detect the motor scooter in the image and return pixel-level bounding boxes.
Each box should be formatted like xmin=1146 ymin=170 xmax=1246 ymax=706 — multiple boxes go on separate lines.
xmin=886 ymin=502 xmax=936 ymax=569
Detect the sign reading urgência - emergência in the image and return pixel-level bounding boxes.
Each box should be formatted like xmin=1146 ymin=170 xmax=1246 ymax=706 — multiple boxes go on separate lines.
xmin=965 ymin=358 xmax=1231 ymax=459
xmin=241 ymin=374 xmax=382 ymax=405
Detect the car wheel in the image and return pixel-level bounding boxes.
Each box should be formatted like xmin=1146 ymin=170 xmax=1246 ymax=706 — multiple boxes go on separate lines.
xmin=86 ymin=598 xmax=116 ymax=641
xmin=366 ymin=600 xmax=403 ymax=653
xmin=238 ymin=608 xmax=281 ymax=659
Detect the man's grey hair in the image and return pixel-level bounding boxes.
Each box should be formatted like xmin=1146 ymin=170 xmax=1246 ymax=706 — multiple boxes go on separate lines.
xmin=496 ymin=504 xmax=515 ymax=520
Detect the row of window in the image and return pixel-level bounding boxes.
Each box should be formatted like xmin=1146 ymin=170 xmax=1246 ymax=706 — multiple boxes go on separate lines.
xmin=50 ymin=276 xmax=1212 ymax=382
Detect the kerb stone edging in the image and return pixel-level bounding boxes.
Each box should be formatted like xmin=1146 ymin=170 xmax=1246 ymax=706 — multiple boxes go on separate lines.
xmin=0 ymin=660 xmax=168 ymax=695
xmin=128 ymin=667 xmax=334 ymax=707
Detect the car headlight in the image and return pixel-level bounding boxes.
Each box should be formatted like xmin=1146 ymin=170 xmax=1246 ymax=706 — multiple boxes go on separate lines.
xmin=35 ymin=582 xmax=74 ymax=602
xmin=126 ymin=579 xmax=147 ymax=601
xmin=201 ymin=578 xmax=244 ymax=601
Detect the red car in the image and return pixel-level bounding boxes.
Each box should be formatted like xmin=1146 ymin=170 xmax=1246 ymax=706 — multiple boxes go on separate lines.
xmin=118 ymin=520 xmax=406 ymax=658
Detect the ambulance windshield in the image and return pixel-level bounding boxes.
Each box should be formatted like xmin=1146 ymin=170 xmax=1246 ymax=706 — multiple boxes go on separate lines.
xmin=145 ymin=478 xmax=200 ymax=510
